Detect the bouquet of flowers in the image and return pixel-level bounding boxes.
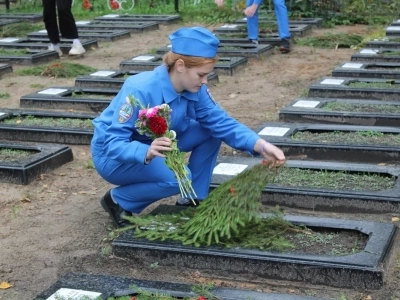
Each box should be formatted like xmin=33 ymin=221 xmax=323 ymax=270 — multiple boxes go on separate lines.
xmin=127 ymin=95 xmax=197 ymax=204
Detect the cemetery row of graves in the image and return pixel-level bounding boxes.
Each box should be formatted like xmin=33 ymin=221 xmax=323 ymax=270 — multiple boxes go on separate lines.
xmin=1 ymin=9 xmax=400 ymax=300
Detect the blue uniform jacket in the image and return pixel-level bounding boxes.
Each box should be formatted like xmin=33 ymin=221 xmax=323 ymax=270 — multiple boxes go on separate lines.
xmin=91 ymin=65 xmax=260 ymax=164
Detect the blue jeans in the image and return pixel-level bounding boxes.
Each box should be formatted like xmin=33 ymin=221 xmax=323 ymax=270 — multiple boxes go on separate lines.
xmin=246 ymin=0 xmax=291 ymax=40
xmin=92 ymin=121 xmax=221 ymax=213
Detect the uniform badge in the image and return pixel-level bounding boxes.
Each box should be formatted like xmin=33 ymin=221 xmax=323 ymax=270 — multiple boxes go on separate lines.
xmin=118 ymin=103 xmax=133 ymax=123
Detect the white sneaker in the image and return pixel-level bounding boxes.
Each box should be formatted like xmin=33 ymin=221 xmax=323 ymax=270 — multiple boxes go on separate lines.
xmin=48 ymin=44 xmax=63 ymax=56
xmin=69 ymin=43 xmax=86 ymax=55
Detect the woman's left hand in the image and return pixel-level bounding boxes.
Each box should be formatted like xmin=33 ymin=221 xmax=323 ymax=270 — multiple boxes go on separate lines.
xmin=254 ymin=139 xmax=286 ymax=167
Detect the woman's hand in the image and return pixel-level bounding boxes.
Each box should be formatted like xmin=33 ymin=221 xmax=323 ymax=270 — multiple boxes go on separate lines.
xmin=254 ymin=139 xmax=286 ymax=167
xmin=244 ymin=4 xmax=258 ymax=17
xmin=145 ymin=137 xmax=172 ymax=162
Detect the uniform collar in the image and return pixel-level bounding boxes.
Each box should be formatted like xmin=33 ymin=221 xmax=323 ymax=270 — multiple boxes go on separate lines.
xmin=156 ymin=65 xmax=198 ymax=103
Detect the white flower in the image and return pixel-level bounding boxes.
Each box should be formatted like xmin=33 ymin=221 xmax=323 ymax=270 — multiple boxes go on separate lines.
xmin=169 ymin=130 xmax=176 ymax=140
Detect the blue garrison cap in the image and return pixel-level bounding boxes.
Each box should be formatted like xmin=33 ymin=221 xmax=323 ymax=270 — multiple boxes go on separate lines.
xmin=169 ymin=27 xmax=220 ymax=58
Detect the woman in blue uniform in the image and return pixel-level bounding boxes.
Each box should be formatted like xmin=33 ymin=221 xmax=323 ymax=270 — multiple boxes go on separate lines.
xmin=91 ymin=27 xmax=285 ymax=228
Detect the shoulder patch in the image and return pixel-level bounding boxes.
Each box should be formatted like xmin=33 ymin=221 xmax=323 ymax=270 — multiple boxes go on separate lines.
xmin=118 ymin=103 xmax=133 ymax=123
xmin=206 ymin=88 xmax=217 ymax=105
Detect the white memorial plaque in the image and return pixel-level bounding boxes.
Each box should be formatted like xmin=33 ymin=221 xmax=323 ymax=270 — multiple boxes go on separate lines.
xmin=38 ymin=88 xmax=68 ymax=95
xmin=132 ymin=55 xmax=155 ymax=61
xmin=39 ymin=29 xmax=47 ymax=33
xmin=258 ymin=127 xmax=290 ymax=136
xmin=242 ymin=17 xmax=247 ymax=20
xmin=0 ymin=38 xmax=19 ymax=43
xmin=0 ymin=112 xmax=5 ymax=116
xmin=46 ymin=288 xmax=101 ymax=300
xmin=221 ymin=24 xmax=238 ymax=28
xmin=342 ymin=63 xmax=363 ymax=69
xmin=213 ymin=163 xmax=248 ymax=176
xmin=90 ymin=71 xmax=116 ymax=76
xmin=76 ymin=21 xmax=91 ymax=25
xmin=320 ymin=79 xmax=344 ymax=85
xmin=387 ymin=26 xmax=400 ymax=31
xmin=360 ymin=49 xmax=378 ymax=55
xmin=292 ymin=100 xmax=320 ymax=108
xmin=102 ymin=14 xmax=120 ymax=18
xmin=167 ymin=44 xmax=172 ymax=48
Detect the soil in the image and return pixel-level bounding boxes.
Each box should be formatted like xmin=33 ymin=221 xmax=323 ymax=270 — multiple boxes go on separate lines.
xmin=1 ymin=22 xmax=399 ymax=300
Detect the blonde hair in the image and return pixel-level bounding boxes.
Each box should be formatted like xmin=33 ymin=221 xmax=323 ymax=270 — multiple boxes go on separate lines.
xmin=162 ymin=51 xmax=218 ymax=71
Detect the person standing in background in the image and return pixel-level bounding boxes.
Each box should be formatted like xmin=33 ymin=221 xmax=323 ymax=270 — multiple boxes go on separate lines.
xmin=215 ymin=0 xmax=291 ymax=53
xmin=42 ymin=0 xmax=86 ymax=56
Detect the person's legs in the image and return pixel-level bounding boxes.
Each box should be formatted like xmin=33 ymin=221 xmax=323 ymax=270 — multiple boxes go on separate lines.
xmin=273 ymin=0 xmax=291 ymax=52
xmin=42 ymin=0 xmax=59 ymax=44
xmin=92 ymin=120 xmax=221 ymax=214
xmin=246 ymin=0 xmax=259 ymax=43
xmin=55 ymin=0 xmax=86 ymax=55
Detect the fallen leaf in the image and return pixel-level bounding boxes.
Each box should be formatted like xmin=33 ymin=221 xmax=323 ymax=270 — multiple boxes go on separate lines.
xmin=228 ymin=93 xmax=237 ymax=99
xmin=363 ymin=296 xmax=372 ymax=300
xmin=0 ymin=281 xmax=12 ymax=289
xmin=288 ymin=289 xmax=295 ymax=293
xmin=392 ymin=217 xmax=399 ymax=222
xmin=20 ymin=197 xmax=31 ymax=203
xmin=59 ymin=173 xmax=66 ymax=176
xmin=78 ymin=191 xmax=87 ymax=194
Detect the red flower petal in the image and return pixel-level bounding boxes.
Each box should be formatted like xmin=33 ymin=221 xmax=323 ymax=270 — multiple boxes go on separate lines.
xmin=148 ymin=116 xmax=168 ymax=136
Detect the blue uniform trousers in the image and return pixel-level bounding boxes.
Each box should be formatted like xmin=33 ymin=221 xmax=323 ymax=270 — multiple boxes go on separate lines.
xmin=246 ymin=0 xmax=291 ymax=41
xmin=92 ymin=120 xmax=221 ymax=213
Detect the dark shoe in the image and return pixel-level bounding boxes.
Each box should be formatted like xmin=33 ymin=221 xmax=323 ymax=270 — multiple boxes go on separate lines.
xmin=279 ymin=38 xmax=291 ymax=53
xmin=175 ymin=198 xmax=200 ymax=207
xmin=100 ymin=189 xmax=132 ymax=228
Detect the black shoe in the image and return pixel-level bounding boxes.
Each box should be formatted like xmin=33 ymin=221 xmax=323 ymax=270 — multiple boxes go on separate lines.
xmin=175 ymin=199 xmax=200 ymax=207
xmin=279 ymin=38 xmax=291 ymax=53
xmin=100 ymin=189 xmax=132 ymax=228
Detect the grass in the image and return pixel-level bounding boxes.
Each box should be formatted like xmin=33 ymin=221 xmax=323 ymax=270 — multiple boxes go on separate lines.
xmin=347 ymin=81 xmax=400 ymax=89
xmin=0 ymin=23 xmax=44 ymax=38
xmin=322 ymin=101 xmax=400 ymax=114
xmin=16 ymin=62 xmax=97 ymax=78
xmin=0 ymin=48 xmax=32 ymax=55
xmin=274 ymin=167 xmax=395 ymax=192
xmin=291 ymin=130 xmax=400 ymax=146
xmin=70 ymin=91 xmax=115 ymax=100
xmin=295 ymin=32 xmax=364 ymax=49
xmin=0 ymin=92 xmax=10 ymax=99
xmin=1 ymin=115 xmax=94 ymax=129
xmin=0 ymin=148 xmax=36 ymax=161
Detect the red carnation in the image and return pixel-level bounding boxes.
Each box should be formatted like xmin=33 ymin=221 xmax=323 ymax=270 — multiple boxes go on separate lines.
xmin=148 ymin=116 xmax=168 ymax=136
xmin=198 ymin=296 xmax=206 ymax=300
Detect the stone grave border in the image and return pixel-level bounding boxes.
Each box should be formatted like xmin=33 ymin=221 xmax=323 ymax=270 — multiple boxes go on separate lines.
xmin=0 ymin=108 xmax=96 ymax=145
xmin=19 ymin=86 xmax=119 ymax=113
xmin=0 ymin=141 xmax=73 ymax=185
xmin=112 ymin=205 xmax=397 ymax=290
xmin=279 ymin=97 xmax=400 ymax=127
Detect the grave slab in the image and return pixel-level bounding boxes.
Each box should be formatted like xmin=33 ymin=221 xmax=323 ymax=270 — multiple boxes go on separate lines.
xmin=255 ymin=121 xmax=400 ymax=164
xmin=75 ymin=20 xmax=159 ymax=32
xmin=216 ymin=33 xmax=282 ymax=46
xmin=33 ymin=272 xmax=327 ymax=300
xmin=0 ymin=18 xmax=20 ymax=27
xmin=94 ymin=13 xmax=181 ymax=24
xmin=0 ymin=108 xmax=96 ymax=145
xmin=0 ymin=48 xmax=59 ymax=65
xmin=308 ymin=77 xmax=400 ymax=101
xmin=279 ymin=97 xmax=400 ymax=126
xmin=0 ymin=13 xmax=43 ymax=23
xmin=74 ymin=69 xmax=219 ymax=89
xmin=156 ymin=43 xmax=274 ymax=59
xmin=0 ymin=62 xmax=12 ymax=76
xmin=386 ymin=25 xmax=400 ymax=36
xmin=210 ymin=156 xmax=400 ymax=214
xmin=0 ymin=141 xmax=73 ymax=185
xmin=351 ymin=48 xmax=400 ymax=63
xmin=27 ymin=29 xmax=131 ymax=42
xmin=235 ymin=16 xmax=323 ymax=28
xmin=366 ymin=38 xmax=400 ymax=49
xmin=20 ymin=86 xmax=119 ymax=113
xmin=213 ymin=23 xmax=312 ymax=37
xmin=119 ymin=54 xmax=248 ymax=76
xmin=112 ymin=204 xmax=396 ymax=290
xmin=0 ymin=37 xmax=98 ymax=55
xmin=332 ymin=61 xmax=400 ymax=79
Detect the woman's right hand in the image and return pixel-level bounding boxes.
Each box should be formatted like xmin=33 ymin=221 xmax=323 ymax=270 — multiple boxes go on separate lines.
xmin=145 ymin=137 xmax=172 ymax=162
